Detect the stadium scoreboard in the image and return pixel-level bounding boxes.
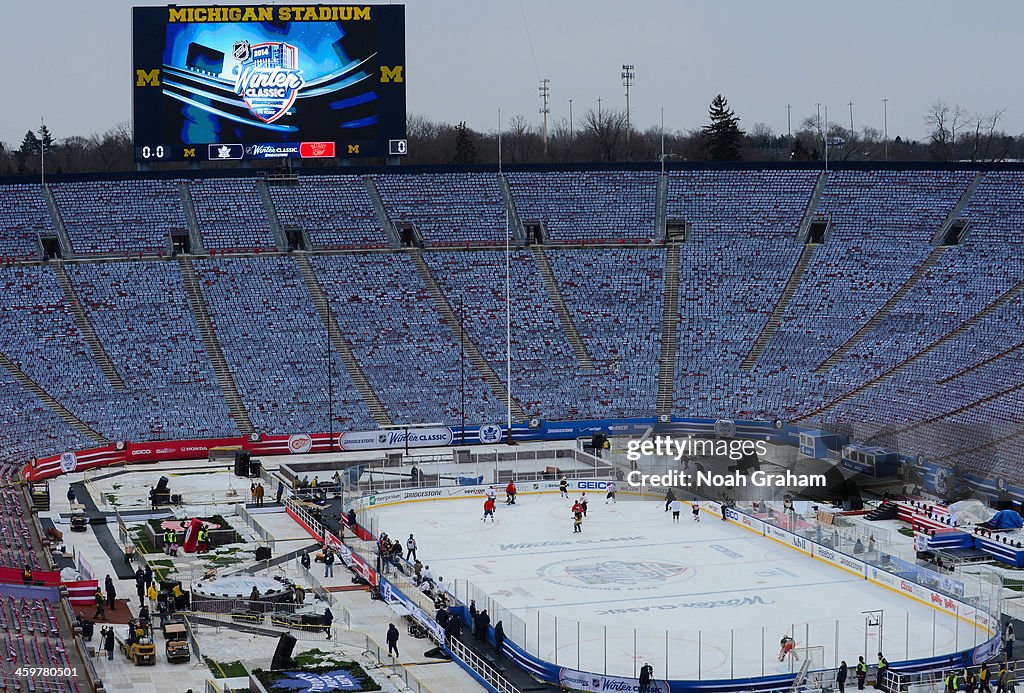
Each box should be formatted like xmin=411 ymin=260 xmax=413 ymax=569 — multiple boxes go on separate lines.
xmin=132 ymin=4 xmax=407 ymax=162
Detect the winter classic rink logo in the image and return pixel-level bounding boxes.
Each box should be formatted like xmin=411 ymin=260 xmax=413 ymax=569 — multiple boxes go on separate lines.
xmin=538 ymin=558 xmax=694 ymax=591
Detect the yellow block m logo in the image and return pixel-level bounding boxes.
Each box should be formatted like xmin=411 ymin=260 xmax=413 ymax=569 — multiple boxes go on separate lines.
xmin=347 ymin=144 xmax=360 ymax=155
xmin=380 ymin=65 xmax=404 ymax=83
xmin=135 ymin=69 xmax=161 ymax=87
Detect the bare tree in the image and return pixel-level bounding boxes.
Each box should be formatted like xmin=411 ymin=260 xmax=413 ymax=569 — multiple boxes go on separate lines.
xmin=505 ymin=115 xmax=541 ymax=163
xmin=965 ymin=108 xmax=1011 ymax=162
xmin=926 ymin=100 xmax=968 ymax=161
xmin=580 ymin=108 xmax=629 ymax=162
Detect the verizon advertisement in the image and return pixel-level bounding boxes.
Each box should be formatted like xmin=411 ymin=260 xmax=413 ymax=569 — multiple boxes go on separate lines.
xmin=338 ymin=427 xmax=454 ymax=451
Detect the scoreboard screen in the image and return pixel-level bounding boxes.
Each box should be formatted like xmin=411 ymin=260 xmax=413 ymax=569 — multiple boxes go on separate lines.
xmin=132 ymin=5 xmax=407 ymax=162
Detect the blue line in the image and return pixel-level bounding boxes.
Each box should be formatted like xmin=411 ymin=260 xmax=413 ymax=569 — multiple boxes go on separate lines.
xmin=509 ymin=577 xmax=860 ymax=612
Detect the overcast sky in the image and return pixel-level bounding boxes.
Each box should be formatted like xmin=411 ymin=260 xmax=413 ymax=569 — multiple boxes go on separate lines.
xmin=1 ymin=0 xmax=1021 ymax=146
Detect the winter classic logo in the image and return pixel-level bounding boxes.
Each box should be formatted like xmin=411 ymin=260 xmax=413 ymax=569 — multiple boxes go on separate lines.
xmin=538 ymin=558 xmax=694 ymax=592
xmin=59 ymin=452 xmax=78 ymax=473
xmin=478 ymin=423 xmax=503 ymax=444
xmin=232 ymin=41 xmax=305 ymax=124
xmin=288 ymin=434 xmax=313 ymax=454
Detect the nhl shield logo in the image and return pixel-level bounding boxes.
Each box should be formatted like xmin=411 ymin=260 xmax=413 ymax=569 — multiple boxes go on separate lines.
xmin=233 ymin=41 xmax=305 ymax=124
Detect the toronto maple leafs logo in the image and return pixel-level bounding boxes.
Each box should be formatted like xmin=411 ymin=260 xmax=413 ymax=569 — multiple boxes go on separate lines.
xmin=232 ymin=41 xmax=305 ymax=124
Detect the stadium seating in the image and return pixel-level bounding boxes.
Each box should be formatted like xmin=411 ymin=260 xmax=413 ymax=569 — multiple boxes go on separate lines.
xmin=506 ymin=170 xmax=658 ymax=242
xmin=68 ymin=261 xmax=237 ymax=438
xmin=194 ymin=256 xmax=376 ymax=433
xmin=0 ymin=185 xmax=51 ymax=259
xmin=811 ymin=170 xmax=975 ymax=242
xmin=665 ymin=169 xmax=818 ymax=239
xmin=269 ymin=175 xmax=388 ymax=249
xmin=189 ymin=178 xmax=277 ymax=251
xmin=310 ymin=253 xmax=507 ymax=423
xmin=374 ymin=172 xmax=508 ymax=246
xmin=0 ymin=166 xmax=1018 ymax=485
xmin=51 ymin=179 xmax=187 ymax=255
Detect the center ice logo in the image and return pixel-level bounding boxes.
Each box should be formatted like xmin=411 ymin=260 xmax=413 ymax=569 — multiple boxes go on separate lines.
xmin=539 ymin=559 xmax=694 ymax=591
xmin=232 ymin=41 xmax=305 ymax=124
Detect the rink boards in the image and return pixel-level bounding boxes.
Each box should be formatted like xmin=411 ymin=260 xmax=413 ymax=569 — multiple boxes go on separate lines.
xmin=354 ymin=480 xmax=1001 ymax=692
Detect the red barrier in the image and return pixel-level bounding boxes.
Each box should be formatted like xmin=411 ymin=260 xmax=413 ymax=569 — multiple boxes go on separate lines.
xmin=126 ymin=437 xmax=243 ymax=464
xmin=64 ymin=579 xmax=99 ymax=607
xmin=0 ymin=566 xmax=60 ymax=586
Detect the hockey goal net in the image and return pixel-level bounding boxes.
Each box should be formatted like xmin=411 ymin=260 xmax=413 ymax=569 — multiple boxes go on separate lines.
xmin=784 ymin=645 xmax=826 ymax=672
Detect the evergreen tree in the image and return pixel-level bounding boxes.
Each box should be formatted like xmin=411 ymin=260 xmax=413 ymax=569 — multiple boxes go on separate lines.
xmin=19 ymin=130 xmax=41 ymax=157
xmin=37 ymin=124 xmax=55 ymax=151
xmin=702 ymin=94 xmax=744 ymax=161
xmin=451 ymin=121 xmax=477 ymax=164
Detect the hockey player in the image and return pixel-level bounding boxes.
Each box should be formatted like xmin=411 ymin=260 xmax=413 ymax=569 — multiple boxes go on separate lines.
xmin=670 ymin=499 xmax=682 ymax=522
xmin=605 ymin=480 xmax=617 ymax=504
xmin=486 ymin=486 xmax=497 ymax=503
xmin=580 ymin=494 xmax=588 ymax=517
xmin=665 ymin=488 xmax=676 ymax=512
xmin=505 ymin=481 xmax=517 ymax=505
xmin=692 ymin=500 xmax=701 ymax=522
xmin=572 ymin=509 xmax=583 ymax=533
xmin=559 ymin=477 xmax=569 ymax=498
xmin=571 ymin=499 xmax=583 ymax=516
xmin=483 ymin=497 xmax=496 ymax=522
xmin=778 ymin=635 xmax=798 ymax=662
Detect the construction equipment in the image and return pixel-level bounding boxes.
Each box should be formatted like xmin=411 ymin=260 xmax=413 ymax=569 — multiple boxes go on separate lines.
xmin=163 ymin=622 xmax=191 ymax=663
xmin=122 ymin=618 xmax=156 ymax=665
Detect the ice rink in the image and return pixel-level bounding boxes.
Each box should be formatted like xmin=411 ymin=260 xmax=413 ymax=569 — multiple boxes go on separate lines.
xmin=363 ymin=491 xmax=991 ymax=681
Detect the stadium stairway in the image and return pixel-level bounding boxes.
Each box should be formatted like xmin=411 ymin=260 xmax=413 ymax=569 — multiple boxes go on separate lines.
xmin=294 ymin=254 xmax=393 ymax=427
xmin=656 ymin=243 xmax=682 ymax=417
xmin=741 ymin=243 xmax=817 ymax=370
xmin=408 ymin=248 xmax=527 ymax=421
xmin=364 ymin=176 xmax=403 ymax=249
xmin=256 ymin=178 xmax=290 ymax=251
xmin=177 ymin=255 xmax=255 ymax=434
xmin=932 ymin=425 xmax=1024 ymax=465
xmin=52 ymin=263 xmax=126 ymax=392
xmin=176 ymin=181 xmax=208 ymax=254
xmin=0 ymin=351 xmax=107 ymax=443
xmin=938 ymin=342 xmax=1024 ymax=385
xmin=530 ymin=247 xmax=594 ymax=369
xmin=814 ymin=246 xmax=947 ymax=372
xmin=864 ymin=501 xmax=899 ymax=521
xmin=41 ymin=185 xmax=74 ymax=258
xmin=931 ymin=171 xmax=985 ymax=246
xmin=498 ymin=173 xmax=527 ymax=241
xmin=797 ymin=278 xmax=1024 ymax=421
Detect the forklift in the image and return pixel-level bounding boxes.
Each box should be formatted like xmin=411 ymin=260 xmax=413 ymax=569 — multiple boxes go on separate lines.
xmin=121 ymin=618 xmax=156 ymax=665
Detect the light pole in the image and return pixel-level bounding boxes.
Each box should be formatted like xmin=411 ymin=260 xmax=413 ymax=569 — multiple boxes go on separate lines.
xmin=882 ymin=98 xmax=889 ymax=161
xmin=539 ymin=79 xmax=550 ymax=156
xmin=569 ymin=99 xmax=574 ymax=139
xmin=327 ymin=317 xmax=333 ymax=452
xmin=848 ymin=101 xmax=854 ymax=134
xmin=460 ymin=297 xmax=466 ymax=446
xmin=786 ymin=104 xmax=792 ymax=154
xmin=621 ymin=64 xmax=635 ymax=146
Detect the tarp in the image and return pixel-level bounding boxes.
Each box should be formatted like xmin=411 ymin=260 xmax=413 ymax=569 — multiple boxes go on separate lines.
xmin=949 ymin=499 xmax=996 ymax=526
xmin=988 ymin=509 xmax=1023 ymax=529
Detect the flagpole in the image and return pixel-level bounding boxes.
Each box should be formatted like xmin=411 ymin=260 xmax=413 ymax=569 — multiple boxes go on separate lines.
xmin=499 ymin=107 xmax=513 ymax=445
